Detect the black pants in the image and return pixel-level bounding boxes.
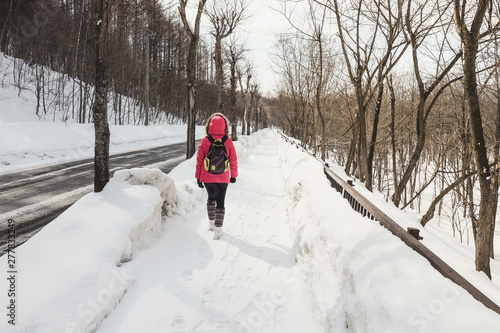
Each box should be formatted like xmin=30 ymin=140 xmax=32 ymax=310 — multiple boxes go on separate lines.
xmin=204 ymin=183 xmax=228 ymax=209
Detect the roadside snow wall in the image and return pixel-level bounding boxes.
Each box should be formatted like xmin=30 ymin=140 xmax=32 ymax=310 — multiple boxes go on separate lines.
xmin=0 ymin=168 xmax=174 ymax=333
xmin=113 ymin=168 xmax=176 ymax=218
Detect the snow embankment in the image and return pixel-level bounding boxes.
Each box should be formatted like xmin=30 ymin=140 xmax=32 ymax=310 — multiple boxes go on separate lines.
xmin=0 ymin=122 xmax=206 ymax=174
xmin=0 ymin=53 xmax=207 ymax=174
xmin=0 ymin=168 xmax=173 ymax=332
xmin=277 ymin=137 xmax=500 ymax=332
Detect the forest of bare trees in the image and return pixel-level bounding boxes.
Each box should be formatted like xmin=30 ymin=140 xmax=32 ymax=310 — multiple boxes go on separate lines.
xmin=0 ymin=0 xmax=265 ymax=131
xmin=271 ymin=0 xmax=500 ymax=278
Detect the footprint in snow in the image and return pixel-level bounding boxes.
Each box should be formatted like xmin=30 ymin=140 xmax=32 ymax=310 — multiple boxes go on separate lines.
xmin=171 ymin=312 xmax=187 ymax=332
xmin=182 ymin=269 xmax=193 ymax=281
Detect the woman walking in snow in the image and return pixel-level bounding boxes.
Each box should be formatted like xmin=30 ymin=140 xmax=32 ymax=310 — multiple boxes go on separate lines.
xmin=196 ymin=113 xmax=238 ymax=240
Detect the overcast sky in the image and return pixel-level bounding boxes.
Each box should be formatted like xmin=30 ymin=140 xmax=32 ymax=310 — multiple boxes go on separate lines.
xmin=230 ymin=0 xmax=290 ymax=95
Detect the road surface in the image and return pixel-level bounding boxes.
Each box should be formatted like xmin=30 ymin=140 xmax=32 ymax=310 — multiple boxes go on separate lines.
xmin=0 ymin=141 xmax=192 ymax=254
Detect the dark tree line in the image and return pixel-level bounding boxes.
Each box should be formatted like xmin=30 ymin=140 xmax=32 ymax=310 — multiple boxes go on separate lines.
xmin=0 ymin=0 xmax=225 ymax=125
xmin=0 ymin=0 xmax=266 ymax=128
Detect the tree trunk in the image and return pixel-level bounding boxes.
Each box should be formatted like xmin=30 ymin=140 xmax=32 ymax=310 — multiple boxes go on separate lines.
xmin=229 ymin=52 xmax=238 ymax=141
xmin=247 ymin=89 xmax=253 ymax=135
xmin=345 ymin=117 xmax=358 ymax=176
xmin=421 ymin=172 xmax=474 ymax=226
xmin=93 ymin=0 xmax=110 ymax=193
xmin=490 ymin=74 xmax=500 ymax=259
xmin=178 ymin=0 xmax=207 ymax=159
xmin=394 ymin=128 xmax=426 ymax=207
xmin=215 ymin=36 xmax=224 ymax=113
xmin=357 ymin=99 xmax=368 ymax=184
xmin=388 ymin=76 xmax=398 ymax=195
xmin=367 ymin=82 xmax=384 ymax=191
xmin=242 ymin=106 xmax=247 ymax=135
xmin=454 ymin=0 xmax=493 ymax=278
xmin=238 ymin=74 xmax=247 ymax=136
xmin=186 ymin=37 xmax=197 ymax=158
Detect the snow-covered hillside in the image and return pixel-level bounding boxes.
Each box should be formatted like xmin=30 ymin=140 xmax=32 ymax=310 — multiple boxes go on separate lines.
xmin=1 ymin=129 xmax=500 ymax=332
xmin=0 ymin=52 xmax=206 ymax=174
xmin=0 ymin=121 xmax=205 ymax=174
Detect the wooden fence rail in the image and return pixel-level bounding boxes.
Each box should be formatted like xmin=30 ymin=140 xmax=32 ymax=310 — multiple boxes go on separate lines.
xmin=279 ymin=132 xmax=500 ymax=315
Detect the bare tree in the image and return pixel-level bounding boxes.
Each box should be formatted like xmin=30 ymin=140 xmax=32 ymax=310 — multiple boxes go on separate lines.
xmin=390 ymin=0 xmax=462 ymax=206
xmin=93 ymin=0 xmax=111 ymax=193
xmin=2 ymin=0 xmax=220 ymax=128
xmin=178 ymin=0 xmax=207 ymax=158
xmin=272 ymin=33 xmax=314 ymax=144
xmin=206 ymin=0 xmax=247 ymax=113
xmin=453 ymin=0 xmax=499 ymax=279
xmin=238 ymin=63 xmax=252 ymax=135
xmin=310 ymin=3 xmax=329 ymax=161
xmin=226 ymin=39 xmax=246 ymax=140
xmin=248 ymin=83 xmax=260 ymax=134
xmin=319 ymin=0 xmax=408 ymax=190
xmin=278 ymin=0 xmax=338 ymax=160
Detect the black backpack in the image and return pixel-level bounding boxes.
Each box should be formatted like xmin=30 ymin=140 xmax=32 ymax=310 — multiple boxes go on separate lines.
xmin=204 ymin=135 xmax=229 ymax=174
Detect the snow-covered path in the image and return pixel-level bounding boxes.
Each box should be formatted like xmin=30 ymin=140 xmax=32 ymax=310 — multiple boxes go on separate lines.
xmin=97 ymin=133 xmax=319 ymax=332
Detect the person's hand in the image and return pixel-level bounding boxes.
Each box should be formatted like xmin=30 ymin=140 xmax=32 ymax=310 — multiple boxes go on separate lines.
xmin=197 ymin=179 xmax=204 ymax=188
xmin=230 ymin=178 xmax=236 ymax=183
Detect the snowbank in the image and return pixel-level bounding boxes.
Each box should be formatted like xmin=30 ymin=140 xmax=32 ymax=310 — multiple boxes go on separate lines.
xmin=113 ymin=168 xmax=176 ymax=216
xmin=277 ymin=136 xmax=500 ymax=332
xmin=0 ymin=122 xmax=205 ymax=174
xmin=0 ymin=168 xmax=175 ymax=333
xmin=0 ymin=52 xmax=206 ymax=174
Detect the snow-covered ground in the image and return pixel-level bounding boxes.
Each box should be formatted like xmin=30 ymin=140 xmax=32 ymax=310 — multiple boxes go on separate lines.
xmin=0 ymin=121 xmax=205 ymax=174
xmin=1 ymin=129 xmax=500 ymax=332
xmin=2 ymin=51 xmax=500 ymax=332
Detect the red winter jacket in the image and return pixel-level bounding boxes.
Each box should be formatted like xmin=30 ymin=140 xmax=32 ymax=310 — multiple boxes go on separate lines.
xmin=195 ymin=114 xmax=238 ymax=183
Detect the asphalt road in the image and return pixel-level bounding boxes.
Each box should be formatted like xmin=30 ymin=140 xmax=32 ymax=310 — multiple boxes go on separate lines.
xmin=0 ymin=141 xmax=192 ymax=254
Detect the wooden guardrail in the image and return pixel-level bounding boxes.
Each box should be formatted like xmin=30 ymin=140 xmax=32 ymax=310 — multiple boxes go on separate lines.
xmin=279 ymin=132 xmax=500 ymax=315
